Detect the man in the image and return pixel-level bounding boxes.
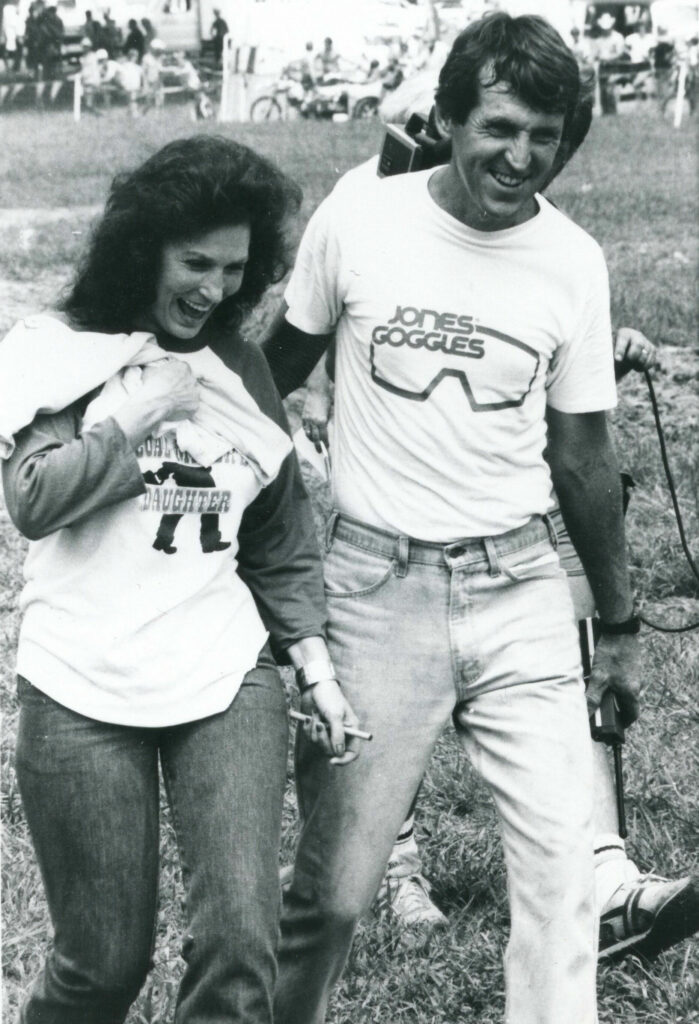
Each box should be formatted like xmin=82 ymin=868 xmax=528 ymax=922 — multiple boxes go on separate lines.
xmin=1 ymin=0 xmax=23 ymax=72
xmin=79 ymin=37 xmax=102 ymax=114
xmin=211 ymin=8 xmax=228 ymax=66
xmin=35 ymin=1 xmax=63 ymax=82
xmin=141 ymin=37 xmax=164 ymax=112
xmin=650 ymin=26 xmax=676 ymax=107
xmin=292 ymin=90 xmax=699 ymax=955
xmin=592 ymin=12 xmax=627 ymax=114
xmin=569 ymin=24 xmax=592 ymax=65
xmin=264 ymin=14 xmax=640 ymax=1024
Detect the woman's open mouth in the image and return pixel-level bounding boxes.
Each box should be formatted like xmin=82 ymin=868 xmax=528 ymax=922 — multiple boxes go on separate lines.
xmin=177 ymin=297 xmax=213 ymax=321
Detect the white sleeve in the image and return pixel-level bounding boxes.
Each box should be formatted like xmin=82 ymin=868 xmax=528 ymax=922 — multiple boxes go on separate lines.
xmin=546 ymin=246 xmax=617 ymax=413
xmin=284 ymin=195 xmax=346 ymax=336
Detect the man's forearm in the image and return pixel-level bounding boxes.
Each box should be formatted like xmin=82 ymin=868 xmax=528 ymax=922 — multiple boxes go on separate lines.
xmin=548 ymin=416 xmax=635 ymax=623
xmin=259 ymin=305 xmax=333 ymax=399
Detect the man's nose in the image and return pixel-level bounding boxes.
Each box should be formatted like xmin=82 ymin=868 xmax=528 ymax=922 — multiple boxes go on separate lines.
xmin=505 ymin=133 xmax=531 ymax=172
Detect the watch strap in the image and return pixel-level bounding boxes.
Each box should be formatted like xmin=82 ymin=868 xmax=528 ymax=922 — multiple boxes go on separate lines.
xmin=598 ymin=614 xmax=641 ymax=636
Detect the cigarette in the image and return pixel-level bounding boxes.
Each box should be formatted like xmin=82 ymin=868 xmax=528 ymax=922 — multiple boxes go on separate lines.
xmin=289 ymin=709 xmax=373 ymax=741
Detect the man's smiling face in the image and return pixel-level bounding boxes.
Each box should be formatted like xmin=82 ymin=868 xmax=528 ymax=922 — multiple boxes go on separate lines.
xmin=434 ymin=75 xmax=565 ymax=231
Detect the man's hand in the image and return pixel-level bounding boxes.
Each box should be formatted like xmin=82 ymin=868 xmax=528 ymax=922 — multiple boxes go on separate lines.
xmin=301 ymin=678 xmax=361 ymax=765
xmin=586 ymin=633 xmax=642 ymax=727
xmin=614 ymin=327 xmax=657 ymax=376
xmin=302 ymin=387 xmax=332 ymax=452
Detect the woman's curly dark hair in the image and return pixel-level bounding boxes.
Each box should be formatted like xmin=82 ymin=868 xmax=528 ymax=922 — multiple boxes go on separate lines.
xmin=60 ymin=135 xmax=302 ymax=333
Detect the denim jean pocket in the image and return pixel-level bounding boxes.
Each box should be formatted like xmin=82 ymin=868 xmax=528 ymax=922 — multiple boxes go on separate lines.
xmin=324 ymin=537 xmax=396 ymax=598
xmin=497 ymin=538 xmax=565 ymax=584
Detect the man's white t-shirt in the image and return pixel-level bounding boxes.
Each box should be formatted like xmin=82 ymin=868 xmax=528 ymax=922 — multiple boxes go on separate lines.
xmin=285 ymin=165 xmax=616 ymax=541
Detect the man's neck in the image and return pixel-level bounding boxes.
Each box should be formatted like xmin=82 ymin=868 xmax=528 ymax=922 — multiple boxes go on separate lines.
xmin=428 ymin=165 xmax=539 ymax=232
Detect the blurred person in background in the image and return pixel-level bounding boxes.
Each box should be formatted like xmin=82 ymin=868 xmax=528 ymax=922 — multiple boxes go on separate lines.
xmin=211 ymin=8 xmax=228 ymax=66
xmin=141 ymin=36 xmax=165 ymax=111
xmin=172 ymin=49 xmax=213 ymax=119
xmin=592 ymin=11 xmax=626 ymax=113
xmin=114 ymin=47 xmax=143 ymax=116
xmin=101 ymin=11 xmax=122 ymax=60
xmin=650 ymin=25 xmax=676 ymax=106
xmin=123 ymin=17 xmax=144 ymax=61
xmin=141 ymin=16 xmax=156 ymax=50
xmin=23 ymin=0 xmax=43 ymax=76
xmin=569 ymin=25 xmax=591 ymax=65
xmin=591 ymin=11 xmax=625 ymax=60
xmin=79 ymin=36 xmax=103 ymax=114
xmin=314 ymin=36 xmax=341 ymax=79
xmin=624 ymin=14 xmax=654 ymax=63
xmin=34 ymin=1 xmax=63 ymax=82
xmin=1 ymin=0 xmax=23 ymax=72
xmin=82 ymin=8 xmax=101 ymax=47
xmin=1 ymin=134 xmax=359 ymax=1024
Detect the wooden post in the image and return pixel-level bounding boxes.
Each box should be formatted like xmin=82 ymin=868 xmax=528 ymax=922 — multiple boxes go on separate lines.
xmin=73 ymin=74 xmax=82 ymax=122
xmin=674 ymin=60 xmax=688 ymax=128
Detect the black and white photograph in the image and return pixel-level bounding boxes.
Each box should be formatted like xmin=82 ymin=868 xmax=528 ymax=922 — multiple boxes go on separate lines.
xmin=1 ymin=0 xmax=697 ymax=1021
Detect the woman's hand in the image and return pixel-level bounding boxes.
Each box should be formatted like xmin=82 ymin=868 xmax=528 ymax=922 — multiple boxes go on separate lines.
xmin=614 ymin=327 xmax=657 ymax=377
xmin=139 ymin=359 xmax=201 ymax=422
xmin=300 ymin=678 xmax=361 ymax=766
xmin=112 ymin=358 xmax=200 ymax=449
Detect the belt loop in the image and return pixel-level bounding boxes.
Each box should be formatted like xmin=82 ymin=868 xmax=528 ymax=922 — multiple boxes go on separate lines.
xmin=395 ymin=535 xmax=409 ymax=578
xmin=325 ymin=510 xmax=339 ymax=553
xmin=483 ymin=536 xmax=500 ymax=578
xmin=543 ymin=513 xmax=558 ymax=550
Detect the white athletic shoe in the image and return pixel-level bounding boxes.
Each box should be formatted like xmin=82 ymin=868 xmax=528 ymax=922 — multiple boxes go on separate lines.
xmin=599 ymin=873 xmax=699 ymax=961
xmin=379 ymin=873 xmax=448 ymax=928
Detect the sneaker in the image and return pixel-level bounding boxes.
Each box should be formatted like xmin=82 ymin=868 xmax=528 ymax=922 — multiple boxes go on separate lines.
xmin=599 ymin=874 xmax=699 ymax=962
xmin=379 ymin=873 xmax=448 ymax=928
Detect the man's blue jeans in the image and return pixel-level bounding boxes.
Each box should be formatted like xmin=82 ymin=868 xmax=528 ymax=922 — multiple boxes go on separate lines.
xmin=15 ymin=644 xmax=287 ymax=1024
xmin=276 ymin=513 xmax=597 ymax=1024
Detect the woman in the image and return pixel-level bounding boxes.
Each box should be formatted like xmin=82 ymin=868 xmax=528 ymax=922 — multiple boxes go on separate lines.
xmin=1 ymin=135 xmax=357 ymax=1024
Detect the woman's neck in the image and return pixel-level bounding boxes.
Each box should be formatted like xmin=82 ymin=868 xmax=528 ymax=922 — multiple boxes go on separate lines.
xmin=132 ymin=316 xmax=211 ymax=354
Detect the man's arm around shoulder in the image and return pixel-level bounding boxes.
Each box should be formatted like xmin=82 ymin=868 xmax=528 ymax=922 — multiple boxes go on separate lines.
xmin=546 ymin=406 xmax=642 ymax=725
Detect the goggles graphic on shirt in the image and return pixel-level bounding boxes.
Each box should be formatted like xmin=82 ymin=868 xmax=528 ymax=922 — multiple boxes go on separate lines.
xmin=369 ymin=305 xmax=540 ymax=411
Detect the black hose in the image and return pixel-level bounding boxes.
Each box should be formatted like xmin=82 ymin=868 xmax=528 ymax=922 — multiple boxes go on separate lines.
xmin=638 ymin=369 xmax=699 ymax=633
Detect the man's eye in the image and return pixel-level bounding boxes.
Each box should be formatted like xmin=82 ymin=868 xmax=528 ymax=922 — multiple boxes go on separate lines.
xmin=185 ymin=260 xmax=208 ymax=271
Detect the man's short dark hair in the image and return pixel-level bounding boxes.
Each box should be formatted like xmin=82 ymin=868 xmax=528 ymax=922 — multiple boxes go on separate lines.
xmin=435 ymin=12 xmax=580 ymax=132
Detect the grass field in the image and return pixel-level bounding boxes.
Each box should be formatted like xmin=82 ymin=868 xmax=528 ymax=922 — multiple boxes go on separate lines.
xmin=1 ymin=109 xmax=698 ymax=1024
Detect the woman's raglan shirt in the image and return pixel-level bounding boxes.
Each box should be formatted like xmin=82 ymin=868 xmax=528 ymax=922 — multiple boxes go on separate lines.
xmin=2 ymin=324 xmax=326 ymax=727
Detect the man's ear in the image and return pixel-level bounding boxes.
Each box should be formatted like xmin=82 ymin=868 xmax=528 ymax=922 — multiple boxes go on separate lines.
xmin=433 ymin=104 xmax=452 ymax=140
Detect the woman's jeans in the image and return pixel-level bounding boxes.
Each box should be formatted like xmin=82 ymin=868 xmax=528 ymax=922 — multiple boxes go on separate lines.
xmin=15 ymin=645 xmax=288 ymax=1024
xmin=275 ymin=513 xmax=597 ymax=1024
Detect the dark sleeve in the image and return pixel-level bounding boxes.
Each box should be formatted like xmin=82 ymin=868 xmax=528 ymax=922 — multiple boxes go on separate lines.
xmin=2 ymin=403 xmax=146 ymax=541
xmin=214 ymin=334 xmax=327 ymax=660
xmin=259 ymin=307 xmax=333 ymax=399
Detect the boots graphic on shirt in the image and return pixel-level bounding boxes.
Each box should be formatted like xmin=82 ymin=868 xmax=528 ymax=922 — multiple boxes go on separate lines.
xmin=143 ymin=462 xmax=231 ymax=555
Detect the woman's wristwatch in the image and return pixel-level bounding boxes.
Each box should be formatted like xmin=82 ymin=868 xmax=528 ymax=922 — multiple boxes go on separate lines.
xmin=296 ymin=659 xmax=337 ymax=693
